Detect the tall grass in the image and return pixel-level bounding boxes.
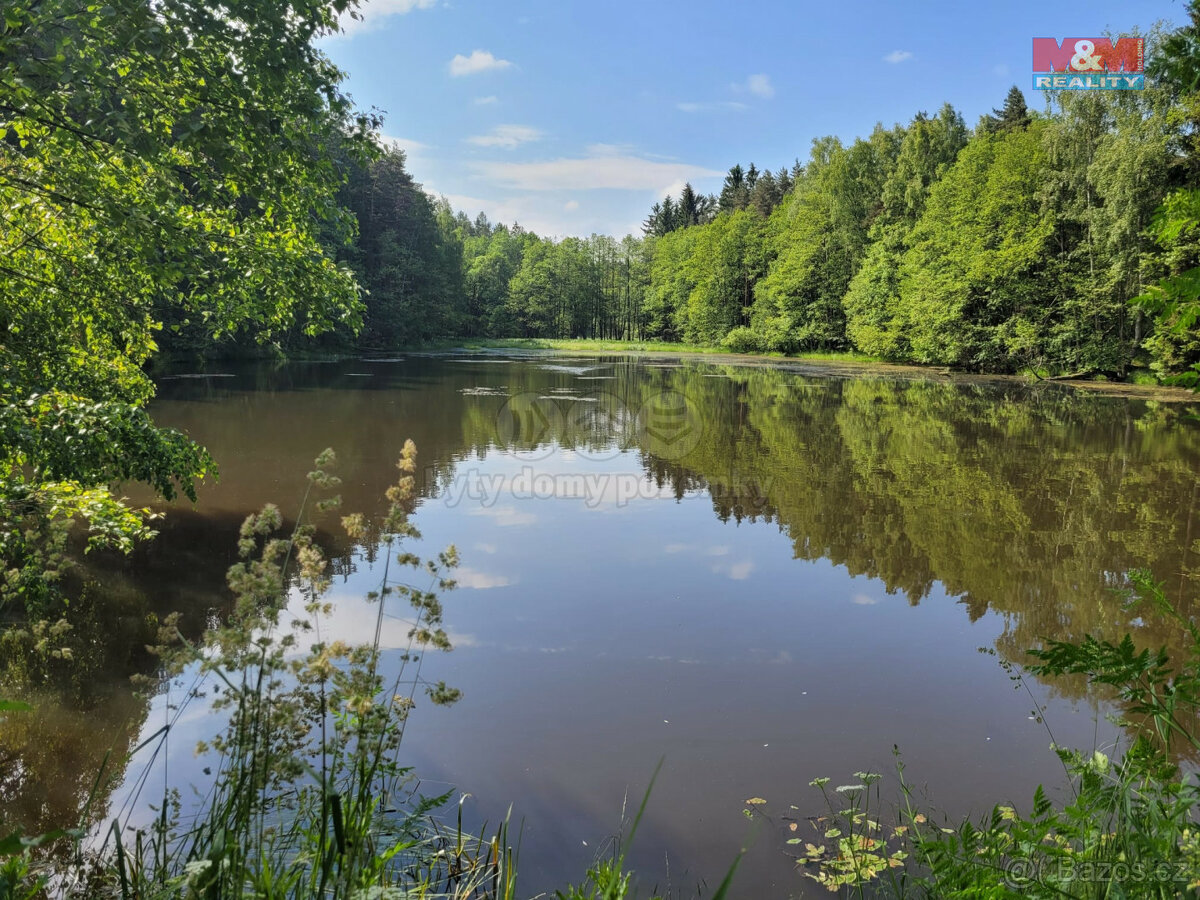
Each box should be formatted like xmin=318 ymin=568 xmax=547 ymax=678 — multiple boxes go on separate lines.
xmin=555 ymin=761 xmax=742 ymax=900
xmin=4 ymin=443 xmax=519 ymax=898
xmin=1 ymin=443 xmax=738 ymax=900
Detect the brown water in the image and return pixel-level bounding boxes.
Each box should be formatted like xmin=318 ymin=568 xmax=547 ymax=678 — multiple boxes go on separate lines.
xmin=4 ymin=351 xmax=1199 ymax=898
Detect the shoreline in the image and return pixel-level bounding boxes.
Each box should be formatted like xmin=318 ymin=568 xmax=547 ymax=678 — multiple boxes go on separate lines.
xmin=152 ymin=338 xmax=1200 ymax=404
xmin=444 ymin=339 xmax=1200 ymax=404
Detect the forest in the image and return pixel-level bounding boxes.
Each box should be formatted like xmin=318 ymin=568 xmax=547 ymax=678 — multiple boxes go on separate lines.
xmin=157 ymin=28 xmax=1200 ymax=385
xmin=5 ymin=2 xmax=1199 ymax=619
xmin=4 ymin=0 xmax=1200 ymax=896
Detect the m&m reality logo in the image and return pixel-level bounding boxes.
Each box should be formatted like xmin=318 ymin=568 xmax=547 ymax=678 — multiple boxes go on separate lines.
xmin=1032 ymin=37 xmax=1144 ymax=90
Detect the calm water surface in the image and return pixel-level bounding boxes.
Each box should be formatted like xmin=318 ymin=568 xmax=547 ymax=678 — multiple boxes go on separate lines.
xmin=6 ymin=351 xmax=1200 ymax=898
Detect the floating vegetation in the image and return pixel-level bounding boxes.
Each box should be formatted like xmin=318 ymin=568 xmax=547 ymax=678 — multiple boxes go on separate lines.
xmin=159 ymin=373 xmax=236 ymax=380
xmin=538 ymin=364 xmax=604 ymax=375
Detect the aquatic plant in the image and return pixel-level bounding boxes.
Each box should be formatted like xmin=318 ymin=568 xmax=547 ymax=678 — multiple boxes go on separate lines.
xmin=796 ymin=571 xmax=1200 ymax=898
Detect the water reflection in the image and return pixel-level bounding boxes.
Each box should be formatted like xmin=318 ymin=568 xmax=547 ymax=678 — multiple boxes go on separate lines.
xmin=3 ymin=352 xmax=1198 ymax=896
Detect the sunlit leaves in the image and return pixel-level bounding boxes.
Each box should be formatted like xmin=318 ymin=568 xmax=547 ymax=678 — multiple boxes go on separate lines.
xmin=1136 ymin=187 xmax=1200 ymax=384
xmin=0 ymin=0 xmax=377 ymax=609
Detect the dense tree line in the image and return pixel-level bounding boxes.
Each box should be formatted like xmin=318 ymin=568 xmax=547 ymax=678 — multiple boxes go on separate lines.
xmin=279 ymin=154 xmax=659 ymax=345
xmin=86 ymin=13 xmax=1199 ymax=376
xmin=281 ymin=19 xmax=1200 ymax=384
xmin=639 ymin=62 xmax=1197 ymax=380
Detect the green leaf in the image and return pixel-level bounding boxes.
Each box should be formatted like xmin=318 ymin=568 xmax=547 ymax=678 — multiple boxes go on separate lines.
xmin=0 ymin=832 xmax=23 ymax=856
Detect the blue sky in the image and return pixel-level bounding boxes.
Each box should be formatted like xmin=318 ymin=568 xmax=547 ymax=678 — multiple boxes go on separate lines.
xmin=319 ymin=0 xmax=1185 ymax=239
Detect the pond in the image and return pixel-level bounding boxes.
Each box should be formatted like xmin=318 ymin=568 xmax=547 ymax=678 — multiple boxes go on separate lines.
xmin=4 ymin=350 xmax=1199 ymax=898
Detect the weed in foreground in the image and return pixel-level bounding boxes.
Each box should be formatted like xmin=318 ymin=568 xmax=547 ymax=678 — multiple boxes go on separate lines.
xmin=3 ymin=442 xmax=516 ymax=898
xmin=0 ymin=442 xmax=741 ymax=900
xmin=792 ymin=571 xmax=1200 ymax=898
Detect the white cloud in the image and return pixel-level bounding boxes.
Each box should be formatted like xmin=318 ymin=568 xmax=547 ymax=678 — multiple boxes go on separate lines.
xmin=468 ymin=505 xmax=536 ymax=527
xmin=586 ymin=142 xmax=635 ymax=157
xmin=851 ymin=593 xmax=880 ymax=606
xmin=471 ymin=152 xmax=720 ymax=192
xmin=474 ymin=95 xmax=499 ymax=105
xmin=729 ymin=561 xmax=754 ymax=580
xmin=431 ymin=140 xmax=721 ymax=238
xmin=474 ymin=542 xmax=498 ymax=554
xmin=676 ymin=100 xmax=748 ymax=113
xmin=564 ymin=199 xmax=579 ymax=211
xmin=450 ymin=50 xmax=513 ymax=77
xmin=466 ymin=124 xmax=542 ymax=149
xmin=455 ymin=567 xmax=513 ymax=589
xmin=739 ymin=73 xmax=775 ymax=98
xmin=287 ymin=588 xmax=480 ymax=651
xmin=379 ymin=135 xmax=431 ymax=157
xmin=711 ymin=559 xmax=754 ymax=580
xmin=883 ymin=50 xmax=914 ymax=64
xmin=661 ymin=542 xmax=753 ymax=580
xmin=331 ymin=0 xmax=436 ymax=37
xmin=658 ymin=179 xmax=688 ymax=201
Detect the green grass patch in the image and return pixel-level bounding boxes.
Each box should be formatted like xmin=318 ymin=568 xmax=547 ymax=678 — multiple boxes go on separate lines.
xmin=456 ymin=337 xmax=725 ymax=354
xmin=1128 ymin=370 xmax=1163 ymax=386
xmin=454 ymin=337 xmax=886 ymax=364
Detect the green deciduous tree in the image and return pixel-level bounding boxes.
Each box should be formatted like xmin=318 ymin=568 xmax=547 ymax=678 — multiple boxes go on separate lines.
xmin=1041 ymin=77 xmax=1179 ymax=376
xmin=1137 ymin=189 xmax=1200 ymax=384
xmin=894 ymin=123 xmax=1055 ymax=369
xmin=752 ymin=127 xmax=902 ymax=352
xmin=1137 ymin=6 xmax=1200 ymax=386
xmin=683 ymin=210 xmax=767 ymax=344
xmin=844 ymin=104 xmax=967 ymax=357
xmin=644 ymin=228 xmax=700 ymax=340
xmin=0 ymin=0 xmax=376 ymax=608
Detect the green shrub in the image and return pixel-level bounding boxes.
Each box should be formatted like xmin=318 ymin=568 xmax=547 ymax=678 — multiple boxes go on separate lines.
xmin=720 ymin=327 xmax=763 ymax=354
